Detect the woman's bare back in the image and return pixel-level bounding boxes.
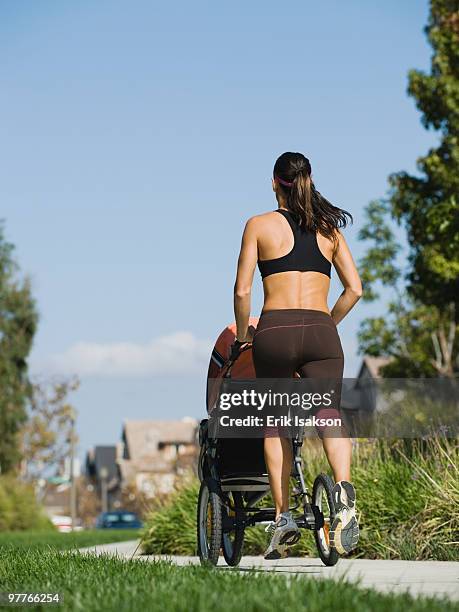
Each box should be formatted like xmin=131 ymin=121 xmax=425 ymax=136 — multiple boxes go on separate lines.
xmin=255 ymin=210 xmax=334 ymax=313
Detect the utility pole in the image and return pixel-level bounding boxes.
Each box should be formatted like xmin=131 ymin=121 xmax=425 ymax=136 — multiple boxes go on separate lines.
xmin=69 ymin=409 xmax=77 ymax=531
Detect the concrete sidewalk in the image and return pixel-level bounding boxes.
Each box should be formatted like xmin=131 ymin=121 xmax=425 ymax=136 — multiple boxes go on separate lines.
xmin=80 ymin=540 xmax=459 ymax=602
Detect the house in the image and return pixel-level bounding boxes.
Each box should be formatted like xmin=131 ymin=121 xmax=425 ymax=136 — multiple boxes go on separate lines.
xmin=340 ymin=355 xmax=394 ymax=433
xmin=342 ymin=355 xmax=393 ymax=409
xmin=41 ymin=481 xmax=71 ymax=517
xmin=85 ymin=445 xmax=122 ymax=510
xmin=354 ymin=355 xmax=393 ymax=412
xmin=356 ymin=356 xmax=393 ymax=382
xmin=118 ymin=418 xmax=198 ymax=497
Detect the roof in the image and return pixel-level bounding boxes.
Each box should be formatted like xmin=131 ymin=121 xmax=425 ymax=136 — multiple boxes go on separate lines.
xmin=118 ymin=457 xmax=172 ymax=480
xmin=357 ymin=356 xmax=393 ymax=379
xmin=122 ymin=419 xmax=198 ymax=461
xmin=94 ymin=446 xmax=118 ymax=481
xmin=85 ymin=445 xmax=120 ymax=486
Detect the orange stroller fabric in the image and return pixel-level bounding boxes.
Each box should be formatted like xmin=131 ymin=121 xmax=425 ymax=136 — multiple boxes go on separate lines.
xmin=206 ymin=317 xmax=259 ymax=414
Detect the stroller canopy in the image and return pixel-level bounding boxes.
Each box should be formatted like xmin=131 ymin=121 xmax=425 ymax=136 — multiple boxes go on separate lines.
xmin=206 ymin=317 xmax=258 ymax=414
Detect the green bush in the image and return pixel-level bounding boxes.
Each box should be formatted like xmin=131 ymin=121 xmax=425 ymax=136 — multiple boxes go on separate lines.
xmin=142 ymin=480 xmax=200 ymax=555
xmin=141 ymin=437 xmax=458 ymax=561
xmin=0 ymin=476 xmax=54 ymax=532
xmin=294 ymin=436 xmax=459 ymax=560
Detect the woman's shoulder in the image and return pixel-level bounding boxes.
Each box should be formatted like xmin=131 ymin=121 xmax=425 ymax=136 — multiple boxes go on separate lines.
xmin=244 ymin=210 xmax=282 ymax=228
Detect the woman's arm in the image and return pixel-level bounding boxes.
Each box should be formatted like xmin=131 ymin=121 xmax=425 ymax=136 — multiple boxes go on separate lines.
xmin=233 ymin=218 xmax=258 ymax=341
xmin=330 ymin=229 xmax=363 ymax=325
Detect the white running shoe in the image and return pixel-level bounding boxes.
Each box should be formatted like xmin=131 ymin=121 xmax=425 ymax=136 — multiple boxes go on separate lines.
xmin=264 ymin=512 xmax=300 ymax=560
xmin=329 ymin=480 xmax=359 ymax=555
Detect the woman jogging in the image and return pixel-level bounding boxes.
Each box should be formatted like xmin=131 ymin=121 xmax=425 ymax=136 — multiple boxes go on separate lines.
xmin=233 ymin=151 xmax=362 ymax=559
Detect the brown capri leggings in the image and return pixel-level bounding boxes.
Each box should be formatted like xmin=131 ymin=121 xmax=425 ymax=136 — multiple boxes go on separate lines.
xmin=252 ymin=309 xmax=344 ymax=435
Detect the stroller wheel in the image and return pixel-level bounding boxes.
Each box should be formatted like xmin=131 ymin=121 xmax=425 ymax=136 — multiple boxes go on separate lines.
xmin=197 ymin=480 xmax=222 ymax=566
xmin=222 ymin=492 xmax=245 ymax=566
xmin=312 ymin=473 xmax=339 ymax=566
xmin=197 ymin=445 xmax=206 ymax=482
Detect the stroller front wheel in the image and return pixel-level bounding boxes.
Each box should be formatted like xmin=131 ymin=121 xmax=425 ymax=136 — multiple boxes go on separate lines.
xmin=197 ymin=480 xmax=222 ymax=566
xmin=221 ymin=492 xmax=245 ymax=566
xmin=312 ymin=473 xmax=339 ymax=566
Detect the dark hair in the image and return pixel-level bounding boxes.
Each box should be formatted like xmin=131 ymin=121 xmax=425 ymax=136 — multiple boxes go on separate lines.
xmin=273 ymin=152 xmax=352 ymax=240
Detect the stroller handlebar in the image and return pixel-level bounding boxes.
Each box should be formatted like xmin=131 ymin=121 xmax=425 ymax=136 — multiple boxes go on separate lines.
xmin=229 ymin=339 xmax=252 ymax=363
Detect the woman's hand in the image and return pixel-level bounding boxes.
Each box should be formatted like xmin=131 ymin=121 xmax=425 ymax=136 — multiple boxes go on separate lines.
xmin=230 ymin=326 xmax=256 ymax=361
xmin=236 ymin=324 xmax=256 ymax=343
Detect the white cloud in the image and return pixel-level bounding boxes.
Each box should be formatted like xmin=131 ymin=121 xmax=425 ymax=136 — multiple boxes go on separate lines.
xmin=33 ymin=332 xmax=213 ymax=378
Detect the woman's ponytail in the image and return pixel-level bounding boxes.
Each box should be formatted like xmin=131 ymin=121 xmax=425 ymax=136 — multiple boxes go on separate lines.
xmin=273 ymin=152 xmax=352 ymax=240
xmin=289 ymin=168 xmax=313 ymax=229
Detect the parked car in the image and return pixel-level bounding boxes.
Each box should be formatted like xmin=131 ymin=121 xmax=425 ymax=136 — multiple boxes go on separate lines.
xmin=95 ymin=510 xmax=143 ymax=529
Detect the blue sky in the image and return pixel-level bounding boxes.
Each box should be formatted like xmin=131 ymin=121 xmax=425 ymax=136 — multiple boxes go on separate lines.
xmin=1 ymin=1 xmax=436 ymax=458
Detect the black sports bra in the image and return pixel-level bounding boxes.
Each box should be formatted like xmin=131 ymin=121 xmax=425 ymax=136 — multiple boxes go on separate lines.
xmin=257 ymin=209 xmax=332 ymax=279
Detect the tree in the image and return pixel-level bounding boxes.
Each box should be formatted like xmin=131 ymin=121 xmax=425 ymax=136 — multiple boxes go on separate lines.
xmin=21 ymin=378 xmax=80 ymax=481
xmin=388 ymin=0 xmax=459 ymax=309
xmin=0 ymin=222 xmax=38 ymax=473
xmin=358 ymin=201 xmax=458 ymax=377
xmin=77 ymin=479 xmax=100 ymax=528
xmin=357 ymin=1 xmax=459 ymax=377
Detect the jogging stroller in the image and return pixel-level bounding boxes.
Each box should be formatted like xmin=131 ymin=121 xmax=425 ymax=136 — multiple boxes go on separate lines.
xmin=197 ymin=320 xmax=339 ymax=567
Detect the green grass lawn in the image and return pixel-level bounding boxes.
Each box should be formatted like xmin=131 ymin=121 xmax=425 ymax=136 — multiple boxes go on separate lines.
xmin=0 ymin=548 xmax=457 ymax=612
xmin=1 ymin=531 xmax=456 ymax=611
xmin=0 ymin=547 xmax=456 ymax=612
xmin=0 ymin=529 xmax=139 ymax=551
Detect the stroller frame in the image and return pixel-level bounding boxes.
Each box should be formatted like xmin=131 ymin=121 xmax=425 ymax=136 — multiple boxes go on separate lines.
xmin=198 ymin=340 xmax=339 ymax=567
xmin=197 ymin=418 xmax=339 ymax=567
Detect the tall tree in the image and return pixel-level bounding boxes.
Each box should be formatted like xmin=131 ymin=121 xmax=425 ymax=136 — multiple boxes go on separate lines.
xmin=358 ymin=201 xmax=457 ymax=377
xmin=389 ymin=0 xmax=459 ymax=309
xmin=0 ymin=222 xmax=38 ymax=472
xmin=357 ymin=1 xmax=459 ymax=377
